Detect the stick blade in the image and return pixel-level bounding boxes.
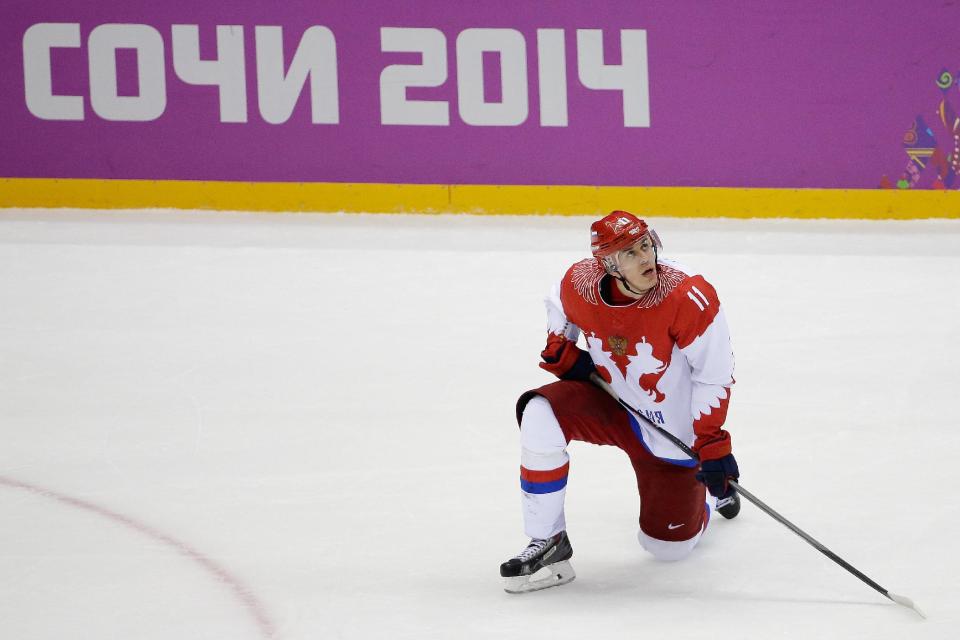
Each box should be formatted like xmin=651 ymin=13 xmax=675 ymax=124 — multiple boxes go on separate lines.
xmin=888 ymin=592 xmax=926 ymax=619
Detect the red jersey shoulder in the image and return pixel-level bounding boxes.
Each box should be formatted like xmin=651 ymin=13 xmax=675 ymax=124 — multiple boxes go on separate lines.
xmin=561 ymin=259 xmax=605 ymax=307
xmin=671 ymin=274 xmax=721 ymax=312
xmin=668 ymin=274 xmax=722 ymax=347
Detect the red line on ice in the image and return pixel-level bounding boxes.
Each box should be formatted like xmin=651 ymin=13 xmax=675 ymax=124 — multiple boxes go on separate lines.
xmin=0 ymin=475 xmax=276 ymax=639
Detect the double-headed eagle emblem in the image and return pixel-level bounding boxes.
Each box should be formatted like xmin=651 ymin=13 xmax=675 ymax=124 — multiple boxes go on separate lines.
xmin=607 ymin=335 xmax=628 ymax=356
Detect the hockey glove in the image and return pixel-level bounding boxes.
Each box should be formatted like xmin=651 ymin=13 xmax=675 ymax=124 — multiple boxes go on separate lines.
xmin=696 ymin=453 xmax=739 ymax=499
xmin=539 ymin=333 xmax=596 ymax=381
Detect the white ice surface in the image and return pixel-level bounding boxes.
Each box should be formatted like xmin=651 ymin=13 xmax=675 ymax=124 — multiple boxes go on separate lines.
xmin=1 ymin=209 xmax=958 ymax=639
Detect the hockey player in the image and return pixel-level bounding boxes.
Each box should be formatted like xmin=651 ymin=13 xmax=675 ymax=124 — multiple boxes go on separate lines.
xmin=500 ymin=211 xmax=740 ymax=594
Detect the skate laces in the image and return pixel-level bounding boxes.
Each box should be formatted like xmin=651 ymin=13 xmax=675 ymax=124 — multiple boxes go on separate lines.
xmin=515 ymin=537 xmax=550 ymax=563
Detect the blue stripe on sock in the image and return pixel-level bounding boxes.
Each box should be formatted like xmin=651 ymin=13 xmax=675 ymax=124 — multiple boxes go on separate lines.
xmin=520 ymin=476 xmax=568 ymax=494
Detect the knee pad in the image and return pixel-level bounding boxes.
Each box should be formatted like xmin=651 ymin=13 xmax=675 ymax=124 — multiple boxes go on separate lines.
xmin=637 ymin=527 xmax=703 ymax=562
xmin=520 ymin=396 xmax=568 ymax=470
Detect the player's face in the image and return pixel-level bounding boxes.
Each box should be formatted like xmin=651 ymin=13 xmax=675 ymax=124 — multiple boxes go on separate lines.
xmin=616 ymin=235 xmax=658 ymax=293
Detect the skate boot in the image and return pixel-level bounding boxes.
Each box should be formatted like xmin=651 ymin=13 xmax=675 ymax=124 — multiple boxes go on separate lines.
xmin=500 ymin=531 xmax=575 ymax=594
xmin=717 ymin=491 xmax=741 ymax=519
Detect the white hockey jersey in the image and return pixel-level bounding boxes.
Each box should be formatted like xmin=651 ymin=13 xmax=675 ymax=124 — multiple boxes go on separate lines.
xmin=547 ymin=258 xmax=735 ymax=464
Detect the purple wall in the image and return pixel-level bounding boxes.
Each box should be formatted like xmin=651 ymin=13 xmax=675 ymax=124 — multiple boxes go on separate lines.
xmin=2 ymin=0 xmax=960 ymax=189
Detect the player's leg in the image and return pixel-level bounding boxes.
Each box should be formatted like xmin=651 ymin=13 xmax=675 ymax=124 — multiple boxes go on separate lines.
xmin=632 ymin=447 xmax=713 ymax=562
xmin=517 ymin=395 xmax=570 ymax=539
xmin=500 ymin=393 xmax=575 ymax=593
xmin=510 ymin=381 xmax=638 ymax=535
xmin=501 ymin=381 xmax=642 ymax=592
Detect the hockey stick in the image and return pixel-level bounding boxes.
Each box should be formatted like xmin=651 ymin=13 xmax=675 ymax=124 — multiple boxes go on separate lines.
xmin=588 ymin=372 xmax=925 ymax=618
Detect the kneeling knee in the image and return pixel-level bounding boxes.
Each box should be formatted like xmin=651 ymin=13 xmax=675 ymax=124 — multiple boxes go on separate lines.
xmin=637 ymin=528 xmax=701 ymax=562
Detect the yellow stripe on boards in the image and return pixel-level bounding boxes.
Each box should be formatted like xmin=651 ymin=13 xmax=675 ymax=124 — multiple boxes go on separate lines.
xmin=0 ymin=178 xmax=449 ymax=214
xmin=1 ymin=178 xmax=958 ymax=219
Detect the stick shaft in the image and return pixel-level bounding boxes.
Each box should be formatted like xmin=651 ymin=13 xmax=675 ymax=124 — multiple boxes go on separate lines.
xmin=727 ymin=481 xmax=891 ymax=598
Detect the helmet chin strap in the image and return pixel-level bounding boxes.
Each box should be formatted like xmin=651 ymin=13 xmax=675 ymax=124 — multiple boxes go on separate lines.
xmin=614 ymin=272 xmax=646 ymax=295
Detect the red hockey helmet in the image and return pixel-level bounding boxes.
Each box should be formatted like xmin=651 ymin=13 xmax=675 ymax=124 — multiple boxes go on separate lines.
xmin=590 ymin=210 xmax=661 ymax=261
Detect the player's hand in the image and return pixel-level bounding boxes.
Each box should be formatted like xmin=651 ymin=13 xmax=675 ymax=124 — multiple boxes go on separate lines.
xmin=696 ymin=453 xmax=739 ymax=499
xmin=539 ymin=334 xmax=595 ymax=381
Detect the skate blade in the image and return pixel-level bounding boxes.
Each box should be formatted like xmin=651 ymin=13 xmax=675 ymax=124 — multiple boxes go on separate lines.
xmin=503 ymin=561 xmax=575 ymax=594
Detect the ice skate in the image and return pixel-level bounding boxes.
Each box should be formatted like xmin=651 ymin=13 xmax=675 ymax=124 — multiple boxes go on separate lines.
xmin=716 ymin=491 xmax=740 ymax=519
xmin=500 ymin=531 xmax=575 ymax=594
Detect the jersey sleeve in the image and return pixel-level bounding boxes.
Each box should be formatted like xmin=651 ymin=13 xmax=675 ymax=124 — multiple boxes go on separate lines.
xmin=545 ymin=280 xmax=581 ymax=341
xmin=671 ymin=276 xmax=736 ymax=459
